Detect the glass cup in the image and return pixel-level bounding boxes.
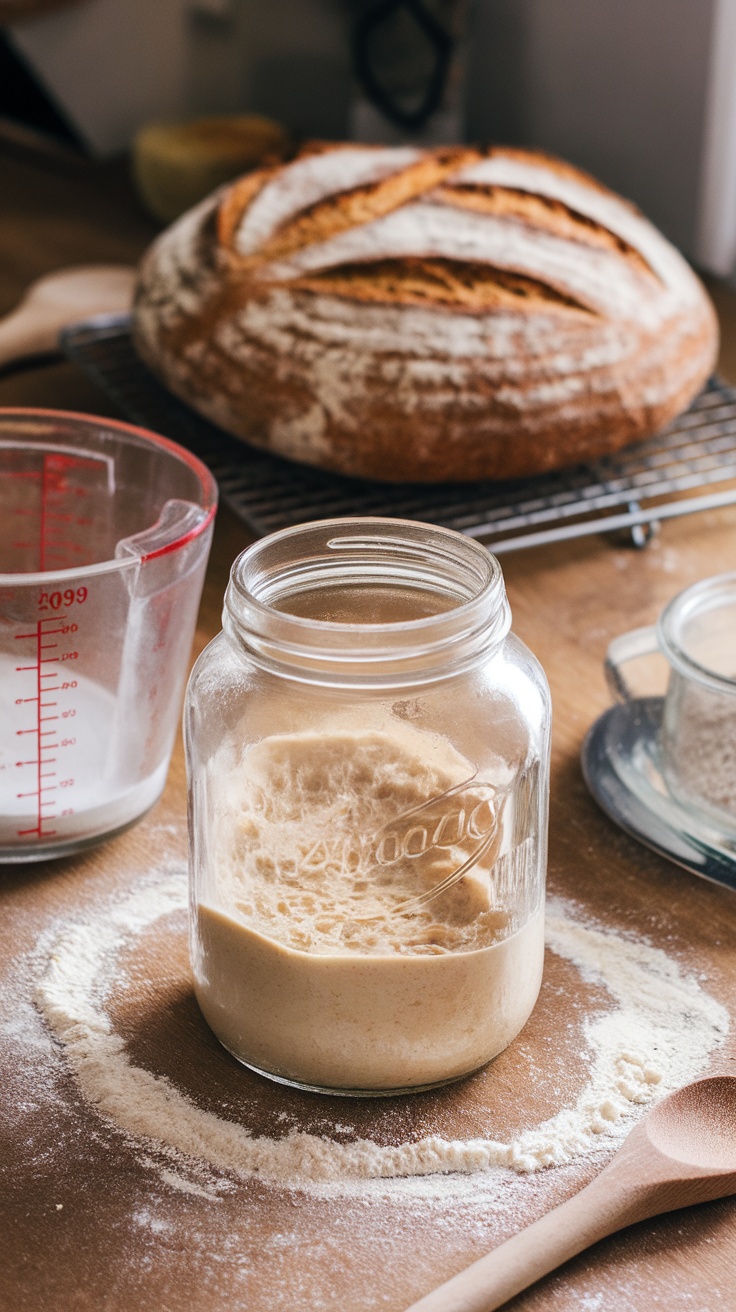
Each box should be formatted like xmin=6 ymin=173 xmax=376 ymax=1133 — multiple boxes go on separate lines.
xmin=605 ymin=573 xmax=736 ymax=834
xmin=0 ymin=409 xmax=217 ymax=861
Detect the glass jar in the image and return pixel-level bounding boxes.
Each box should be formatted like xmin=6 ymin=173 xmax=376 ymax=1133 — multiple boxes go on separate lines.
xmin=185 ymin=518 xmax=551 ymax=1096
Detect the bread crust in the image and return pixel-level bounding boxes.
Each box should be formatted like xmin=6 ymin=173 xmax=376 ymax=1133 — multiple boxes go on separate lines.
xmin=133 ymin=143 xmax=719 ymax=483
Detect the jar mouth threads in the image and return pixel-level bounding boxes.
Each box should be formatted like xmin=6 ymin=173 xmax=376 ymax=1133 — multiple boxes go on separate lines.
xmin=223 ymin=517 xmax=511 ymax=686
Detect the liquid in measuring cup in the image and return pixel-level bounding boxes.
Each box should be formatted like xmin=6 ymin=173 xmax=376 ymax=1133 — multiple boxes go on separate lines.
xmin=0 ymin=643 xmax=166 ymax=854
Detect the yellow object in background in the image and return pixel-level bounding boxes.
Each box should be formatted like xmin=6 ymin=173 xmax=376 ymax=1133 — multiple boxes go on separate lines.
xmin=132 ymin=115 xmax=290 ymax=224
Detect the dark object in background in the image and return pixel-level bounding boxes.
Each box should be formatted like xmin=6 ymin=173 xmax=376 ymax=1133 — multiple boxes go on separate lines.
xmin=351 ymin=0 xmax=455 ymax=129
xmin=0 ymin=32 xmax=82 ymax=147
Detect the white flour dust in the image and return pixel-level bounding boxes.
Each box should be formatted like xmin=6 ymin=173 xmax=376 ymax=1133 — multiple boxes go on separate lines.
xmin=35 ymin=871 xmax=728 ymax=1201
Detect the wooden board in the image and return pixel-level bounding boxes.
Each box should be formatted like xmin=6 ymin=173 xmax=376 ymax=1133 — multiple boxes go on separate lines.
xmin=1 ymin=140 xmax=736 ymax=1311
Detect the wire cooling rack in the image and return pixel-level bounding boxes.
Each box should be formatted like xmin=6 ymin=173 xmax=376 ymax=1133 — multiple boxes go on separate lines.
xmin=61 ymin=313 xmax=736 ymax=552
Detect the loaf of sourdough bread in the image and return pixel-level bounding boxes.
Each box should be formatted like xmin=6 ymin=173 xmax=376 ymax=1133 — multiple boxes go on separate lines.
xmin=133 ymin=142 xmax=718 ymax=483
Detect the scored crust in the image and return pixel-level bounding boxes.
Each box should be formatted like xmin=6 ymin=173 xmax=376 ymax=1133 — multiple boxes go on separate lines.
xmin=133 ymin=142 xmax=719 ymax=483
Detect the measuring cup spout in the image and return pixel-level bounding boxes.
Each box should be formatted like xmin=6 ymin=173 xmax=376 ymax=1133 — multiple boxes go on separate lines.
xmin=115 ymin=498 xmax=210 ymax=565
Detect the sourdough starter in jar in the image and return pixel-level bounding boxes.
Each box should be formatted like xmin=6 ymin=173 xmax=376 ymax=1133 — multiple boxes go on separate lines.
xmin=186 ymin=519 xmax=550 ymax=1094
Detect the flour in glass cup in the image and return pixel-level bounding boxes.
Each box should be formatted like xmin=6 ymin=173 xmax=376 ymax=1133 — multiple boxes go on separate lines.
xmin=664 ymin=685 xmax=736 ymax=825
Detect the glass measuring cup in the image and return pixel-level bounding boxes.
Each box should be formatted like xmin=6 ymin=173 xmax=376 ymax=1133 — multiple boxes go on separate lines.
xmin=0 ymin=409 xmax=217 ymax=861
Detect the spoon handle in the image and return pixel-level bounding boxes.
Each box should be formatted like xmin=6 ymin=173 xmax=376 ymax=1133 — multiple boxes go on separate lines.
xmin=404 ymin=1162 xmax=649 ymax=1312
xmin=0 ymin=306 xmax=57 ymax=368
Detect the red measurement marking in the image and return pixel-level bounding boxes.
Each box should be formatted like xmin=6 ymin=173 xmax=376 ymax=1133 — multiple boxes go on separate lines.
xmin=39 ymin=455 xmax=49 ymax=572
xmin=10 ymin=450 xmax=98 ymax=572
xmin=13 ymin=611 xmax=80 ymax=841
xmin=36 ymin=617 xmax=43 ymax=830
xmin=15 ymin=620 xmax=64 ymax=646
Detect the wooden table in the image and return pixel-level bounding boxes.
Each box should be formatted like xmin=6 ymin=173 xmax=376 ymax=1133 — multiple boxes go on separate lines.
xmin=1 ymin=136 xmax=735 ymax=1311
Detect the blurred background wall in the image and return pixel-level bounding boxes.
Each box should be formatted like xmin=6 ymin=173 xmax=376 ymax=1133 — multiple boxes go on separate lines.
xmin=466 ymin=0 xmax=714 ymax=255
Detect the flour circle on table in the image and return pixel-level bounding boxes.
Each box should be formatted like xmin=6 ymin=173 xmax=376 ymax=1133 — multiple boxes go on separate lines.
xmin=35 ymin=871 xmax=728 ymax=1201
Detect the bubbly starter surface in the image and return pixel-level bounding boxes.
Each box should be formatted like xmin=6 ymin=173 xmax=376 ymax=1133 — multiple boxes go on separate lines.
xmin=194 ymin=723 xmax=544 ymax=1091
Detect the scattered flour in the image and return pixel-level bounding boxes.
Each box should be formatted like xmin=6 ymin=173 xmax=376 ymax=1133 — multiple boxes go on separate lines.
xmin=32 ymin=869 xmax=729 ymax=1201
xmin=157 ymin=1168 xmax=229 ymax=1200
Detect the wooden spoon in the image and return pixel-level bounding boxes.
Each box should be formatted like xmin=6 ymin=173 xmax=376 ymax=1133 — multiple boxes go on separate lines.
xmin=0 ymin=264 xmax=136 ymax=368
xmin=406 ymin=1075 xmax=736 ymax=1312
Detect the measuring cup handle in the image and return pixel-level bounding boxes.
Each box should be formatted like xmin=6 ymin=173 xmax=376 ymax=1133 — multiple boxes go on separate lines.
xmin=604 ymin=625 xmax=660 ymax=702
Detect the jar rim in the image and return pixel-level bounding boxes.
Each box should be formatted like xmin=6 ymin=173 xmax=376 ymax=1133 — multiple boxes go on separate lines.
xmin=658 ymin=571 xmax=736 ymax=697
xmin=224 ymin=517 xmax=510 ymax=686
xmin=230 ymin=517 xmax=502 ymax=629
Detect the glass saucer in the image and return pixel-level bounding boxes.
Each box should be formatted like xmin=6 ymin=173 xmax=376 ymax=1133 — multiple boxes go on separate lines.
xmin=581 ymin=696 xmax=736 ymax=891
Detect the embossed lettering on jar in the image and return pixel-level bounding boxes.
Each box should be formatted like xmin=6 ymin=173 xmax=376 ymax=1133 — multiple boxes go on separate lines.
xmin=185 ymin=518 xmax=551 ymax=1095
